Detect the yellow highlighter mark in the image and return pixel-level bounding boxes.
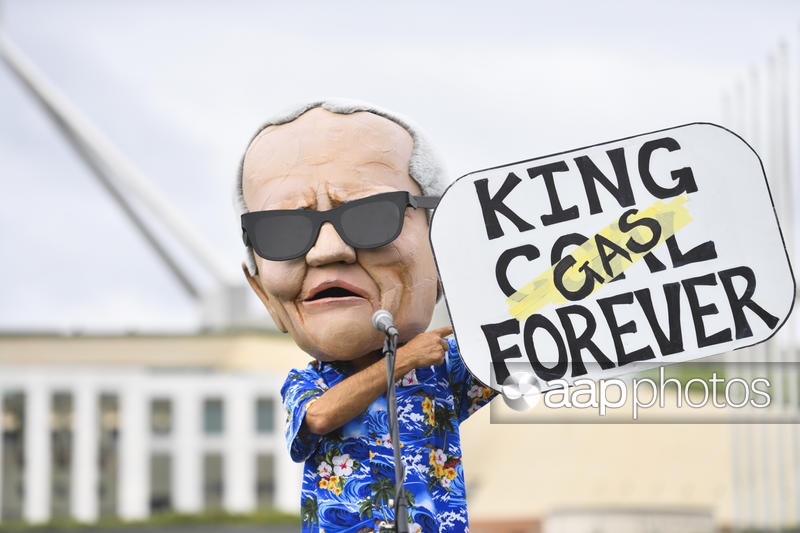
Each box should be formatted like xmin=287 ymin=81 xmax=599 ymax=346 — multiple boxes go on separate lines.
xmin=507 ymin=195 xmax=693 ymax=321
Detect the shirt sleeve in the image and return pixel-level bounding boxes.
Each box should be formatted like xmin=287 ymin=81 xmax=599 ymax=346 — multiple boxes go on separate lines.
xmin=445 ymin=336 xmax=498 ymax=423
xmin=280 ymin=365 xmax=328 ymax=463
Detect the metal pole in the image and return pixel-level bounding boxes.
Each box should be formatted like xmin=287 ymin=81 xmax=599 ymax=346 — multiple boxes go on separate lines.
xmin=748 ymin=65 xmax=775 ymax=530
xmin=382 ymin=334 xmax=408 ymax=533
xmin=725 ymin=83 xmax=747 ymax=532
xmin=778 ymin=37 xmax=799 ymax=528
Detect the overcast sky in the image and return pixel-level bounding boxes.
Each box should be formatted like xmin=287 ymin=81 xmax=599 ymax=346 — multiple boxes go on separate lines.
xmin=1 ymin=0 xmax=798 ymax=333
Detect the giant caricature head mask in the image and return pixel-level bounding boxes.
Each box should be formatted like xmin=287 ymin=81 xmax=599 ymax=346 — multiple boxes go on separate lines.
xmin=238 ymin=102 xmax=445 ymax=362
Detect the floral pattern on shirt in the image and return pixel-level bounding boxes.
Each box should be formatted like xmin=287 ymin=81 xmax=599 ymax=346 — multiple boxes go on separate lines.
xmin=281 ymin=337 xmax=497 ymax=533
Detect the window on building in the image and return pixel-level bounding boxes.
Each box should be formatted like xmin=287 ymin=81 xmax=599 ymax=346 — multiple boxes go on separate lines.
xmin=149 ymin=453 xmax=172 ymax=513
xmin=256 ymin=453 xmax=275 ymax=509
xmin=2 ymin=392 xmax=25 ymax=521
xmin=98 ymin=394 xmax=119 ymax=518
xmin=150 ymin=398 xmax=172 ymax=436
xmin=203 ymin=453 xmax=224 ymax=510
xmin=255 ymin=397 xmax=275 ymax=434
xmin=203 ymin=398 xmax=224 ymax=435
xmin=51 ymin=392 xmax=73 ymax=519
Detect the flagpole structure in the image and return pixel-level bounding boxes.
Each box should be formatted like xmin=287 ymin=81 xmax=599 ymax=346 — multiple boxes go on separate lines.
xmin=726 ymin=30 xmax=800 ymax=532
xmin=0 ymin=31 xmax=268 ymax=331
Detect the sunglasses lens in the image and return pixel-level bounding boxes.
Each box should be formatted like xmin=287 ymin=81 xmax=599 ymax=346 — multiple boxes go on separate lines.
xmin=340 ymin=199 xmax=403 ymax=248
xmin=251 ymin=212 xmax=315 ymax=260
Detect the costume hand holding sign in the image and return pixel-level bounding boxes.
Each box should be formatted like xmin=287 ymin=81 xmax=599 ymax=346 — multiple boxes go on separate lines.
xmin=430 ymin=123 xmax=795 ymax=395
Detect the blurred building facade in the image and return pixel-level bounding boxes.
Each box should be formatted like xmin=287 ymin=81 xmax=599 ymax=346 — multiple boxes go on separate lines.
xmin=0 ymin=333 xmax=308 ymax=523
xmin=0 ymin=332 xmax=742 ymax=531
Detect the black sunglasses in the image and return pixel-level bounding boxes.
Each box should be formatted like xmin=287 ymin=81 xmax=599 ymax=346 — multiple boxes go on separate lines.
xmin=242 ymin=191 xmax=440 ymax=261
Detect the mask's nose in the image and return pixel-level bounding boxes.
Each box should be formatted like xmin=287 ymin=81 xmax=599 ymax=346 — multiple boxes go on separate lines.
xmin=305 ymin=222 xmax=357 ymax=266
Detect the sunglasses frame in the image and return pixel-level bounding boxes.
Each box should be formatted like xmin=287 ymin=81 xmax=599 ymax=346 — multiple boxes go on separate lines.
xmin=241 ymin=191 xmax=440 ymax=261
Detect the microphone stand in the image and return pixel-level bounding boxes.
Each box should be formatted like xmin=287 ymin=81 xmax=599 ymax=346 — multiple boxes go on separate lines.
xmin=380 ymin=331 xmax=409 ymax=533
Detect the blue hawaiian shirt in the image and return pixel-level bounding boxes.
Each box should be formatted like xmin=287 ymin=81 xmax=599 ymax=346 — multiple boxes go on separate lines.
xmin=281 ymin=337 xmax=497 ymax=533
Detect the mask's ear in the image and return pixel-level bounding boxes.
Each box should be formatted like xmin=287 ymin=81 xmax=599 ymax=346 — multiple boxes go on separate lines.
xmin=242 ymin=262 xmax=288 ymax=333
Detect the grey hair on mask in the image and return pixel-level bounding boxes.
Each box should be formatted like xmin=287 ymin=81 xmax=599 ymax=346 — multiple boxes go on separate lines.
xmin=234 ymin=98 xmax=448 ymax=276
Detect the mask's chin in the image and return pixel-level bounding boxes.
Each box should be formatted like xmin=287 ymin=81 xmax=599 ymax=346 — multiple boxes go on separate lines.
xmin=295 ymin=326 xmax=386 ymax=363
xmin=289 ymin=292 xmax=436 ymax=362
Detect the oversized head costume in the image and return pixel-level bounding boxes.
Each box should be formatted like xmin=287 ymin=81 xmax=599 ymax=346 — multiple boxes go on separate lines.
xmin=237 ymin=100 xmax=447 ymax=361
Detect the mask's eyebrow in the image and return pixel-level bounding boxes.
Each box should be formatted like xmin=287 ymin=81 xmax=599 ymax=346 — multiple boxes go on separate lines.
xmin=325 ymin=187 xmax=376 ymax=208
xmin=260 ymin=188 xmax=317 ymax=211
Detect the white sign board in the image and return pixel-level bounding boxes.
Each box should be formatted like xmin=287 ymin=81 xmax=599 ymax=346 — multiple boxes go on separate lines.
xmin=430 ymin=123 xmax=795 ymax=391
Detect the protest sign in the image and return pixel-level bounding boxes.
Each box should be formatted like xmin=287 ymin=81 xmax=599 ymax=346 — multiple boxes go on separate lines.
xmin=430 ymin=123 xmax=795 ymax=391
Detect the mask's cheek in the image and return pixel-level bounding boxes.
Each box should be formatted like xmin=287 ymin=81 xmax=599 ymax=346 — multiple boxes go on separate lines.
xmin=255 ymin=260 xmax=306 ymax=332
xmin=373 ymin=240 xmax=439 ymax=340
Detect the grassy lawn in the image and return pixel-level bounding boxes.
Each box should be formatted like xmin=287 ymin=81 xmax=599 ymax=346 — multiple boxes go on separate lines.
xmin=0 ymin=510 xmax=300 ymax=532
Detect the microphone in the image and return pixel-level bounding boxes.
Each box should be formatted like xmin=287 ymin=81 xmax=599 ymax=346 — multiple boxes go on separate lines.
xmin=372 ymin=309 xmax=399 ymax=337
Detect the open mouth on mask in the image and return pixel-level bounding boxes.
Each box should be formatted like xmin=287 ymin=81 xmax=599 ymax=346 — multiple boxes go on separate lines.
xmin=304 ymin=281 xmax=370 ymax=304
xmin=307 ymin=286 xmax=363 ymax=300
